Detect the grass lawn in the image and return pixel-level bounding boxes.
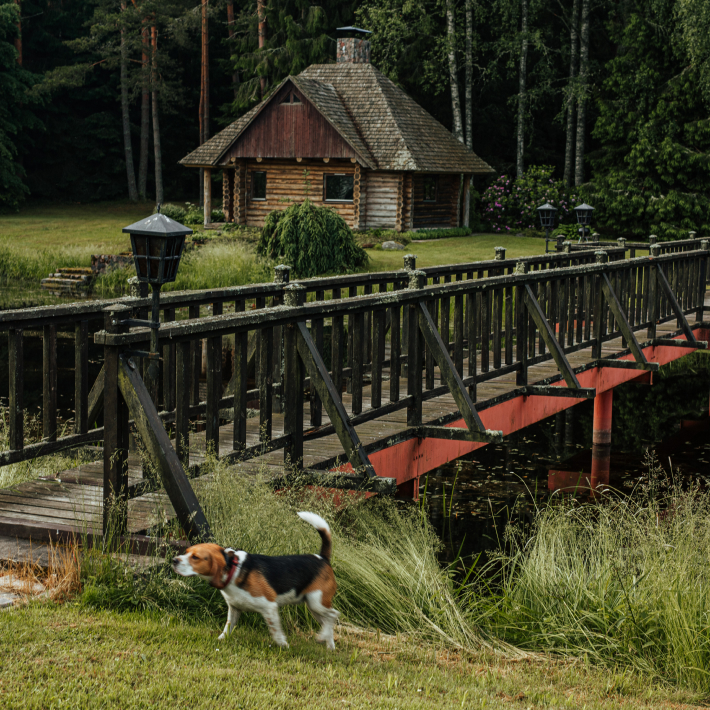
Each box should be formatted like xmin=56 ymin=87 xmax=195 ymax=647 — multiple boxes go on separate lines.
xmin=0 ymin=202 xmax=545 ymax=271
xmin=365 ymin=234 xmax=547 ymax=272
xmin=0 ymin=603 xmax=702 ymax=710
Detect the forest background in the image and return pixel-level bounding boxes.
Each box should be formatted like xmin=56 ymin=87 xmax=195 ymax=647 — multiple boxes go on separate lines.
xmin=2 ymin=0 xmax=710 ymax=240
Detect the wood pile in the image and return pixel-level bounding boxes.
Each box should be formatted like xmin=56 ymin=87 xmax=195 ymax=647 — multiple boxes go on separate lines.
xmin=40 ymin=267 xmax=94 ymax=298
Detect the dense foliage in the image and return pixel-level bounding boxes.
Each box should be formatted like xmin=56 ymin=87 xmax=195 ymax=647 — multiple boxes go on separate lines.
xmin=481 ymin=166 xmax=581 ymax=233
xmin=257 ymin=199 xmax=368 ymax=278
xmin=587 ymin=0 xmax=710 ymax=240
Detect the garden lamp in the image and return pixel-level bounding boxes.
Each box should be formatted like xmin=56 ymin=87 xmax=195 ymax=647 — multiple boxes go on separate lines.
xmin=537 ymin=203 xmax=558 ymax=252
xmin=574 ymin=203 xmax=595 ymax=242
xmin=122 ymin=208 xmax=192 ymax=378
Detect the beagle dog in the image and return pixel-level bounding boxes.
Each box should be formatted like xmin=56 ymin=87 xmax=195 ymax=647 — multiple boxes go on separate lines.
xmin=171 ymin=511 xmax=339 ymax=649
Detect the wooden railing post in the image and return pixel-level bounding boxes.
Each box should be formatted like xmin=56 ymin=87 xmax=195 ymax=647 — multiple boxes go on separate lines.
xmin=74 ymin=319 xmax=89 ymax=435
xmin=592 ymin=251 xmax=608 ymax=359
xmin=102 ymin=305 xmax=131 ymax=538
xmin=175 ymin=341 xmax=191 ymax=466
xmin=283 ymin=284 xmax=305 ymax=469
xmin=699 ymin=240 xmax=709 ymax=322
xmin=407 ymin=270 xmax=425 ymax=427
xmin=188 ymin=305 xmax=200 ymax=406
xmin=206 ymin=301 xmax=223 ymax=455
xmin=494 ymin=246 xmax=506 ymax=261
xmin=515 ymin=260 xmax=528 ymax=386
xmin=402 ymin=254 xmax=416 ymax=376
xmin=8 ymin=329 xmax=23 ymax=451
xmin=162 ymin=308 xmax=176 ymax=412
xmin=43 ymin=324 xmax=57 ymax=442
xmin=273 ymin=264 xmax=291 ymax=415
xmin=647 ymin=244 xmax=660 ymax=340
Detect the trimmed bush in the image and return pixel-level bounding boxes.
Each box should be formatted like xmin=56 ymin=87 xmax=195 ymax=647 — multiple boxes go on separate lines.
xmin=155 ymin=203 xmax=187 ymax=223
xmin=258 ymin=199 xmax=368 ymax=278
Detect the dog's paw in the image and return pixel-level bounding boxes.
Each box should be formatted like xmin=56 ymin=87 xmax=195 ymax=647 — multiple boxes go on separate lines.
xmin=218 ymin=632 xmax=227 ymax=641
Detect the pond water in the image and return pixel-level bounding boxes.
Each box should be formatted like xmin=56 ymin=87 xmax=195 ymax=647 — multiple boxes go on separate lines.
xmin=423 ymin=354 xmax=710 ymax=567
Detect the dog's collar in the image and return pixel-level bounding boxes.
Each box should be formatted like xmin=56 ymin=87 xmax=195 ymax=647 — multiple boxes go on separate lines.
xmin=212 ymin=549 xmax=244 ymax=590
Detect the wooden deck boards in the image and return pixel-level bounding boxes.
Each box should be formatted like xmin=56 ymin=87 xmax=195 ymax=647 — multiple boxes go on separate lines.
xmin=0 ymin=308 xmax=704 ymax=539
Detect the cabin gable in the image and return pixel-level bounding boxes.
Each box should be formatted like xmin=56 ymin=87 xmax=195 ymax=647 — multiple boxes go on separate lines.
xmin=221 ymin=82 xmax=360 ymax=163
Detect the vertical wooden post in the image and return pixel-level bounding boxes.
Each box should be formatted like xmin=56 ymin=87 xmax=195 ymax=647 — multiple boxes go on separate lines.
xmin=371 ymin=308 xmax=385 ymax=408
xmin=310 ymin=289 xmax=325 ymax=426
xmin=331 ymin=286 xmax=343 ymax=400
xmin=259 ymin=323 xmax=273 ymax=443
xmin=462 ymin=174 xmax=471 ymax=228
xmin=272 ymin=264 xmax=290 ymax=414
xmin=162 ymin=308 xmax=176 ymax=412
xmin=206 ymin=301 xmax=222 ymax=455
xmin=102 ymin=305 xmax=131 ymax=537
xmin=74 ymin=320 xmax=89 ymax=435
xmin=8 ymin=329 xmax=23 ymax=451
xmin=175 ymin=341 xmax=191 ymax=466
xmin=647 ymin=244 xmax=659 ymax=340
xmin=43 ymin=324 xmax=57 ymax=442
xmin=407 ymin=270 xmax=425 ymax=427
xmin=698 ymin=240 xmax=708 ymax=322
xmin=283 ymin=284 xmax=305 ymax=469
xmin=203 ymin=167 xmax=212 ymax=226
xmin=389 ymin=301 xmax=401 ymax=403
xmin=189 ymin=305 xmax=200 ymax=406
xmin=592 ymin=251 xmax=607 ymax=359
xmin=233 ymin=322 xmax=248 ymax=455
xmin=515 ymin=261 xmax=528 ymax=386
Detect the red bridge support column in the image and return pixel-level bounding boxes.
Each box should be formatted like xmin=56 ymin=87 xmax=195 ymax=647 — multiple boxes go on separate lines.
xmin=591 ymin=389 xmax=613 ymax=493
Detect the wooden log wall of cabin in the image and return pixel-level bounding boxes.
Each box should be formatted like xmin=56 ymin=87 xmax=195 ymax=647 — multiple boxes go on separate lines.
xmin=222 ymin=169 xmax=235 ymax=222
xmin=395 ymin=174 xmax=404 ymax=232
xmin=412 ymin=173 xmax=460 ymax=229
xmin=233 ymin=161 xmax=247 ymax=225
xmin=364 ymin=172 xmax=401 ymax=230
xmin=352 ymin=164 xmax=363 ymax=230
xmin=242 ymin=160 xmax=358 ymax=228
xmin=401 ymin=173 xmax=414 ymax=232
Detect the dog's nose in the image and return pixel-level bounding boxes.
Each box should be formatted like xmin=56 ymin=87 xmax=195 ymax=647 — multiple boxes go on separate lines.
xmin=171 ymin=557 xmax=179 ymax=566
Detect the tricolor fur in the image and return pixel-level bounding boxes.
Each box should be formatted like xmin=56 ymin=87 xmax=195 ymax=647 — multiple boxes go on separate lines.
xmin=171 ymin=511 xmax=339 ymax=649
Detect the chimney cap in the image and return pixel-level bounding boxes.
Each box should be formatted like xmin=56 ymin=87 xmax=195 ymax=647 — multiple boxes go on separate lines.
xmin=336 ymin=26 xmax=372 ymax=38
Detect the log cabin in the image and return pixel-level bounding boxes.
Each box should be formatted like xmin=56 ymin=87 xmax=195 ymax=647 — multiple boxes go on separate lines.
xmin=180 ymin=33 xmax=493 ymax=231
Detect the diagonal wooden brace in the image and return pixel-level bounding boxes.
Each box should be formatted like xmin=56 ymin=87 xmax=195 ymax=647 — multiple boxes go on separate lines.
xmin=295 ymin=322 xmax=376 ymax=478
xmin=600 ymin=273 xmax=649 ymax=366
xmin=655 ymin=265 xmax=699 ymax=345
xmin=595 ymin=359 xmax=660 ymax=371
xmin=417 ymin=302 xmax=497 ymax=438
xmin=523 ymin=285 xmax=582 ymax=389
xmin=418 ymin=425 xmax=503 ymax=444
xmin=524 ymin=386 xmax=595 ymax=399
xmin=117 ymin=355 xmax=211 ymax=542
xmin=87 ymin=364 xmax=105 ymax=427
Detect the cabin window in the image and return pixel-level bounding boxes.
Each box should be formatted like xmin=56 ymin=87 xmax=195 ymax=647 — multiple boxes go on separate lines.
xmin=422 ymin=175 xmax=438 ymax=202
xmin=251 ymin=171 xmax=267 ymax=200
xmin=280 ymin=93 xmax=302 ymax=106
xmin=324 ymin=174 xmax=354 ymax=202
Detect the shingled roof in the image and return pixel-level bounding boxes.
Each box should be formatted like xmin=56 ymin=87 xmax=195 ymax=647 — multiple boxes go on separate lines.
xmin=180 ymin=63 xmax=493 ymax=174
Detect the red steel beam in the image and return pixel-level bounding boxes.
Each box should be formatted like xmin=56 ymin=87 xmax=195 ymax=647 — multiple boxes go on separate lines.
xmin=368 ymin=328 xmax=709 ymax=489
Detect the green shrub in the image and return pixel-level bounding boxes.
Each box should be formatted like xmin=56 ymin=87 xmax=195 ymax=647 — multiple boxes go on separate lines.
xmin=211 ymin=208 xmax=225 ymax=222
xmin=409 ymin=227 xmax=472 ymax=241
xmin=258 ymin=199 xmax=368 ymax=278
xmin=155 ymin=203 xmax=187 ymax=223
xmin=184 ymin=202 xmax=203 ymax=224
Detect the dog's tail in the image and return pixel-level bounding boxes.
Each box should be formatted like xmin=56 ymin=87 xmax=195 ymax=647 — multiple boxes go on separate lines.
xmin=297 ymin=511 xmax=332 ymax=563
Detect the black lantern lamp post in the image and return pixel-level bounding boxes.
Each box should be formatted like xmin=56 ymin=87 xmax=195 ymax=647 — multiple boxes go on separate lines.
xmin=122 ymin=210 xmax=192 ymax=376
xmin=537 ymin=203 xmax=558 ymax=253
xmin=574 ymin=203 xmax=595 ymax=243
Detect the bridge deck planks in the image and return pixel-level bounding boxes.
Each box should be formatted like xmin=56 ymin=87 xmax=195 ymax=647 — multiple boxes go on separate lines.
xmin=0 ymin=308 xmax=705 ymax=539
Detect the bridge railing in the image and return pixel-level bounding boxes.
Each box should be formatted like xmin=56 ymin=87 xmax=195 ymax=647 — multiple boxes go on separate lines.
xmin=0 ymin=245 xmax=625 ymax=470
xmin=86 ymin=246 xmax=709 ymax=539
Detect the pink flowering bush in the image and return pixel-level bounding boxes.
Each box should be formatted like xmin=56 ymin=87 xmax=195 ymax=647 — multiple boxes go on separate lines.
xmin=481 ymin=166 xmax=581 ymax=233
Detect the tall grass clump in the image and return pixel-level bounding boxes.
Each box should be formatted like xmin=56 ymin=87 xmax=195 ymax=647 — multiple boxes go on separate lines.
xmin=258 ymin=199 xmax=368 ymax=278
xmin=81 ymin=457 xmax=487 ymax=650
xmin=0 ymin=244 xmax=90 ymax=282
xmin=484 ymin=454 xmax=710 ymax=693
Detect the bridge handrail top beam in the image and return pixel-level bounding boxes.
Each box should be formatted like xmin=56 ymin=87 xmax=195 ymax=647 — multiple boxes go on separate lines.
xmin=95 ymin=249 xmax=710 ymax=347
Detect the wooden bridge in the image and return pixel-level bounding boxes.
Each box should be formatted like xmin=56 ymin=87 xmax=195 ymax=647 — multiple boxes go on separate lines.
xmin=0 ymin=237 xmax=708 ymax=546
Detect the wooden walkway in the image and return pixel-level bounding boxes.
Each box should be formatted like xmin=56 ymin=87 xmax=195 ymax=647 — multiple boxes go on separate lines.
xmin=1 ymin=303 xmax=706 ymax=541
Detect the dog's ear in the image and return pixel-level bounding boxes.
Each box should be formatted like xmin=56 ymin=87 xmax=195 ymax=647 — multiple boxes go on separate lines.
xmin=209 ymin=548 xmax=226 ymax=588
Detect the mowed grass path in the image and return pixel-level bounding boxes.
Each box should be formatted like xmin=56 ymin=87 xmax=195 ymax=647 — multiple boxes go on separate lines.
xmin=0 ymin=604 xmax=701 ymax=710
xmin=0 ymin=201 xmax=546 ymax=271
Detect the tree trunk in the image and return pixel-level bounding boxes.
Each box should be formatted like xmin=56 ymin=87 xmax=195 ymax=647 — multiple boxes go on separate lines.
xmin=14 ymin=0 xmax=21 ymax=66
xmin=200 ymin=0 xmax=209 ymax=145
xmin=464 ymin=0 xmax=473 ymax=149
xmin=446 ymin=0 xmax=464 ymax=143
xmin=151 ymin=23 xmax=163 ymax=205
xmin=516 ymin=0 xmax=528 ymax=178
xmin=574 ymin=0 xmax=590 ymax=186
xmin=258 ymin=0 xmax=266 ymax=98
xmin=138 ymin=24 xmax=150 ymax=200
xmin=120 ymin=3 xmax=138 ymax=202
xmin=227 ymin=1 xmax=239 ymax=100
xmin=563 ymin=0 xmax=580 ymax=185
